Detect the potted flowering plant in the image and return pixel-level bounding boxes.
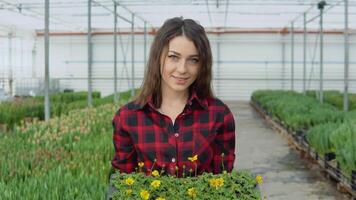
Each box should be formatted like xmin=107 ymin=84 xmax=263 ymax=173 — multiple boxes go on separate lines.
xmin=108 ymin=155 xmax=261 ymax=200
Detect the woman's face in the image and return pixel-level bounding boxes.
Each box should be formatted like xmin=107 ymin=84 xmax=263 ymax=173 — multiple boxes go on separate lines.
xmin=160 ymin=35 xmax=200 ymax=95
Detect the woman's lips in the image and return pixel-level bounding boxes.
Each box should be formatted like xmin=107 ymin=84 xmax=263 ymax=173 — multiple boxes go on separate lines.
xmin=172 ymin=75 xmax=189 ymax=84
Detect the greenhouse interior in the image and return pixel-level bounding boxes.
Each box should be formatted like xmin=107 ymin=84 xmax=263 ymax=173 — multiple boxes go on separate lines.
xmin=0 ymin=0 xmax=355 ymax=199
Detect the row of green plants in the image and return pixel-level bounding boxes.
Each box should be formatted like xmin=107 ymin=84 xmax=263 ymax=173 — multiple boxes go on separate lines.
xmin=0 ymin=91 xmax=133 ymax=200
xmin=47 ymin=90 xmax=134 ymax=117
xmin=0 ymin=98 xmax=44 ymax=130
xmin=306 ymin=90 xmax=356 ymax=111
xmin=0 ymin=91 xmax=99 ymax=130
xmin=305 ymin=110 xmax=356 ymax=157
xmin=0 ymin=91 xmax=134 ymax=131
xmin=306 ymin=114 xmax=356 ymax=178
xmin=33 ymin=91 xmax=101 ymax=103
xmin=251 ymin=90 xmax=356 ymax=180
xmin=251 ymin=90 xmax=343 ymax=131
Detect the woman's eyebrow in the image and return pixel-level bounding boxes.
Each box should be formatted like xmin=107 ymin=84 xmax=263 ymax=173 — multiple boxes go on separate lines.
xmin=168 ymin=50 xmax=181 ymax=55
xmin=168 ymin=50 xmax=199 ymax=58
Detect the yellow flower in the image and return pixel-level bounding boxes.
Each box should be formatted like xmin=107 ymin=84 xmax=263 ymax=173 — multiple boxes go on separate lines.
xmin=140 ymin=190 xmax=150 ymax=200
xmin=187 ymin=187 xmax=197 ymax=198
xmin=188 ymin=155 xmax=198 ymax=162
xmin=125 ymin=189 xmax=133 ymax=194
xmin=138 ymin=162 xmax=145 ymax=168
xmin=209 ymin=179 xmax=218 ymax=188
xmin=217 ymin=178 xmax=224 ymax=186
xmin=156 ymin=197 xmax=165 ymax=200
xmin=151 ymin=180 xmax=161 ymax=188
xmin=124 ymin=177 xmax=135 ymax=185
xmin=152 ymin=170 xmax=160 ymax=177
xmin=209 ymin=177 xmax=224 ymax=189
xmin=256 ymin=175 xmax=263 ymax=184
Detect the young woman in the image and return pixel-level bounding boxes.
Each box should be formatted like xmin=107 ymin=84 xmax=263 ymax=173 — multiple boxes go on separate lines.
xmin=111 ymin=17 xmax=236 ymax=177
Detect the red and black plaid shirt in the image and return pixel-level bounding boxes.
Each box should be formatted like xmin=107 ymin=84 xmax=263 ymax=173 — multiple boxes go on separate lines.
xmin=111 ymin=90 xmax=236 ymax=177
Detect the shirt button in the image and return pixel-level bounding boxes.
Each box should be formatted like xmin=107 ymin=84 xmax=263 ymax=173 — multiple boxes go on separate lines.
xmin=174 ymin=133 xmax=179 ymax=137
xmin=171 ymin=158 xmax=176 ymax=162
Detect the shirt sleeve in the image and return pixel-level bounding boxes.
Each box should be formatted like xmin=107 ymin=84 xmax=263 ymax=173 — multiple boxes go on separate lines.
xmin=212 ymin=105 xmax=236 ymax=173
xmin=111 ymin=109 xmax=137 ymax=173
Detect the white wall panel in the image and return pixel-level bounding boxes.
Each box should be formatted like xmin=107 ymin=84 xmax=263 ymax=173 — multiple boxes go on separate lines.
xmin=27 ymin=32 xmax=356 ymax=99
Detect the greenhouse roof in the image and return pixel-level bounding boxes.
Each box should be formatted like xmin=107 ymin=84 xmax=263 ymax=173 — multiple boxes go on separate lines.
xmin=0 ymin=0 xmax=355 ymax=33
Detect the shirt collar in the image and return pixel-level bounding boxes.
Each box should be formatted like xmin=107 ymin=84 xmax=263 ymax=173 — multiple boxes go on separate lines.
xmin=136 ymin=89 xmax=208 ymax=111
xmin=187 ymin=90 xmax=208 ymax=110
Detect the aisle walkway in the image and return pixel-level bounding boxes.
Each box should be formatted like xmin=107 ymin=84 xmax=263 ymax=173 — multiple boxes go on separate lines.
xmin=226 ymin=101 xmax=348 ymax=200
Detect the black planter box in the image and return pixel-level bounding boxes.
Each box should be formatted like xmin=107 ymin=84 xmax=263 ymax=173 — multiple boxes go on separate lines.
xmin=324 ymin=152 xmax=336 ymax=161
xmin=352 ymin=170 xmax=356 ymax=190
xmin=336 ymin=162 xmax=341 ymax=178
xmin=295 ymin=130 xmax=305 ymax=145
xmin=324 ymin=153 xmax=336 ymax=170
xmin=315 ymin=152 xmax=319 ymax=161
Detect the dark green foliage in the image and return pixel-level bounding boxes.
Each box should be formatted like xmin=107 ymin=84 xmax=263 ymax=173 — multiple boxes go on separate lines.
xmin=306 ymin=90 xmax=356 ymax=111
xmin=0 ymin=90 xmax=139 ymax=131
xmin=252 ymin=90 xmax=356 ymax=178
xmin=251 ymin=90 xmax=342 ymax=131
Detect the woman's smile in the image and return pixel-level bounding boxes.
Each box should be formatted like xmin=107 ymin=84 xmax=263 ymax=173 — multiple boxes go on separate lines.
xmin=172 ymin=75 xmax=190 ymax=84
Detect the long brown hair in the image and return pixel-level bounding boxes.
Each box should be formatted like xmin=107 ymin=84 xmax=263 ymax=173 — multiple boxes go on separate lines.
xmin=135 ymin=17 xmax=213 ymax=108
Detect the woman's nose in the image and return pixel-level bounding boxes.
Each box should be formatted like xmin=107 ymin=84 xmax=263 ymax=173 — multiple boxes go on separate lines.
xmin=176 ymin=60 xmax=187 ymax=73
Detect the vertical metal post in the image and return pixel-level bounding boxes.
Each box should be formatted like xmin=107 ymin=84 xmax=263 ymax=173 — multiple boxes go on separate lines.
xmin=32 ymin=45 xmax=36 ymax=78
xmin=8 ymin=33 xmax=13 ymax=97
xmin=318 ymin=1 xmax=325 ymax=103
xmin=281 ymin=35 xmax=286 ymax=89
xmin=144 ymin=21 xmax=147 ymax=69
xmin=114 ymin=2 xmax=118 ymax=104
xmin=87 ymin=0 xmax=93 ymax=107
xmin=291 ymin=22 xmax=294 ymax=91
xmin=344 ymin=0 xmax=349 ymax=111
xmin=217 ymin=36 xmax=220 ymax=96
xmin=131 ymin=13 xmax=135 ymax=98
xmin=44 ymin=0 xmax=50 ymax=121
xmin=303 ymin=13 xmax=307 ymax=95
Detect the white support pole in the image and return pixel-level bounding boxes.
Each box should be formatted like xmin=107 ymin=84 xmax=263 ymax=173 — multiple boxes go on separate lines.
xmin=131 ymin=13 xmax=135 ymax=98
xmin=87 ymin=0 xmax=93 ymax=107
xmin=343 ymin=0 xmax=349 ymax=111
xmin=114 ymin=2 xmax=118 ymax=104
xmin=44 ymin=0 xmax=50 ymax=120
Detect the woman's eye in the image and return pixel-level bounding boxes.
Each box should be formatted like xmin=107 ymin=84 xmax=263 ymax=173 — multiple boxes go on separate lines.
xmin=168 ymin=55 xmax=179 ymax=61
xmin=188 ymin=58 xmax=199 ymax=64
